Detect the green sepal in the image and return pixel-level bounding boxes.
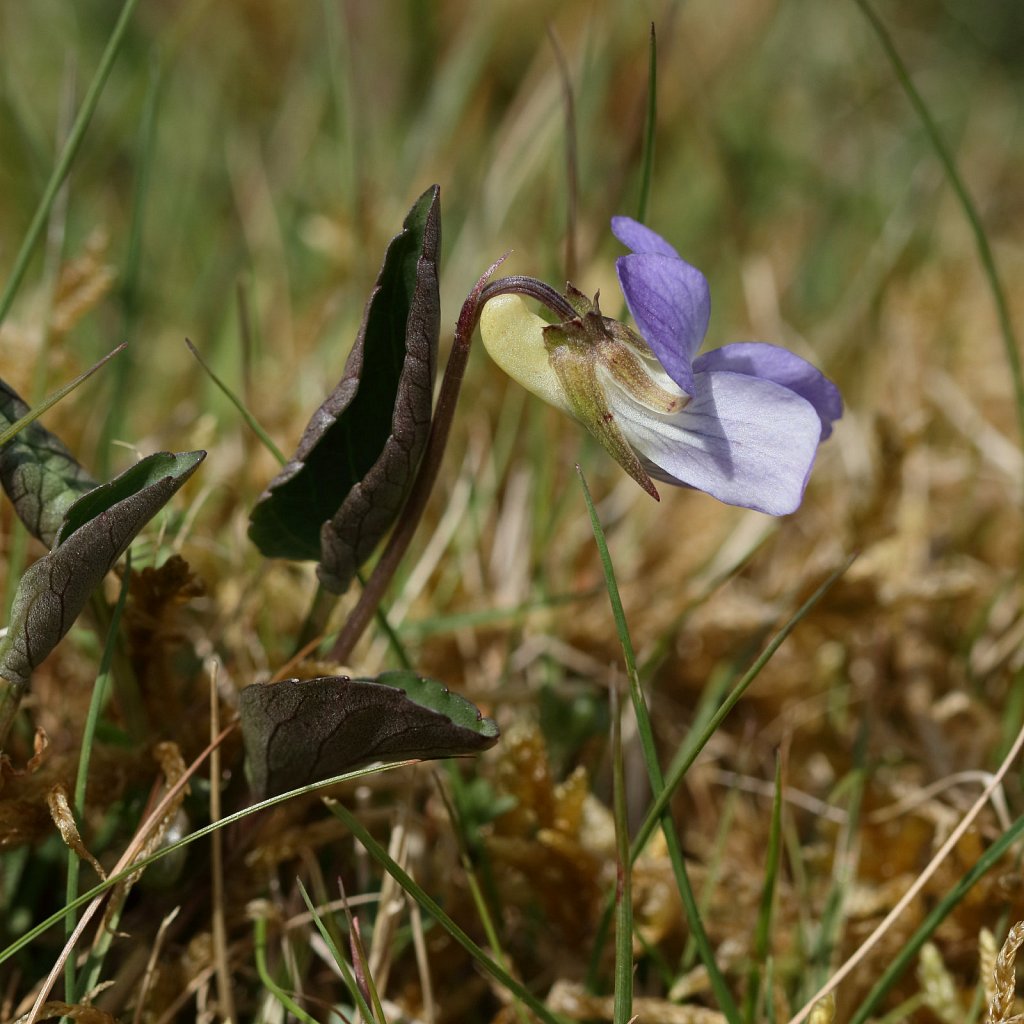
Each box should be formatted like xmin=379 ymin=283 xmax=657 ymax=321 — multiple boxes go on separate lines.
xmin=543 ymin=303 xmax=659 ymax=500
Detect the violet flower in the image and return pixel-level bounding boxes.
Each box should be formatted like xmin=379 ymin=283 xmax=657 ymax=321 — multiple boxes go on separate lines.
xmin=479 ymin=218 xmax=841 ymax=515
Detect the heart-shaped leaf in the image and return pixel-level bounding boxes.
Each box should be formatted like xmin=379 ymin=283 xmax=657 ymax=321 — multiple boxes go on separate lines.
xmin=0 ymin=450 xmax=206 ymax=743
xmin=0 ymin=379 xmax=97 ymax=548
xmin=248 ymin=185 xmax=441 ymax=594
xmin=240 ymin=670 xmax=499 ymax=798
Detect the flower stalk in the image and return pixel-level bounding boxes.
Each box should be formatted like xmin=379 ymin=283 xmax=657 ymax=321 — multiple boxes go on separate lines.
xmin=328 ymin=255 xmax=508 ymax=664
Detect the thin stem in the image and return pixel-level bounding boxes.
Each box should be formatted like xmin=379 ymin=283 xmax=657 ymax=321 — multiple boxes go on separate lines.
xmin=0 ymin=342 xmax=127 ymax=448
xmin=294 ymin=582 xmax=337 ymax=655
xmin=184 ymin=338 xmax=286 ymax=466
xmin=636 ymin=23 xmax=657 ymax=224
xmin=330 ymin=801 xmax=565 ymax=1024
xmin=65 ymin=554 xmax=131 ymax=1004
xmin=0 ymin=0 xmax=143 ymax=329
xmin=480 ymin=275 xmax=578 ymax=320
xmin=853 ymin=0 xmax=1024 ymax=485
xmin=610 ymin=683 xmax=633 ymax=1024
xmin=328 ymin=255 xmax=508 ymax=664
xmin=577 ymin=467 xmax=740 ymax=1023
xmin=787 ymin=713 xmax=1024 ymax=1024
xmin=547 ymin=25 xmax=578 ymax=282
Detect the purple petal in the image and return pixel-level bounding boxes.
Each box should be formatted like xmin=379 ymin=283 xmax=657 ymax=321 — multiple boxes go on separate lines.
xmin=611 ymin=216 xmax=680 ymax=258
xmin=613 ymin=369 xmax=823 ymax=515
xmin=615 ymin=252 xmax=710 ymax=396
xmin=693 ymin=342 xmax=843 ymax=439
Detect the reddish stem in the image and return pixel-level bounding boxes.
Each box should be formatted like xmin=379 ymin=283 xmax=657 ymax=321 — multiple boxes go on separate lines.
xmin=328 ymin=254 xmax=509 ymax=665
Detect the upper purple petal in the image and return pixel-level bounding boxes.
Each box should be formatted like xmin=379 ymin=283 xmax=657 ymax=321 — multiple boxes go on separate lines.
xmin=612 ymin=369 xmax=823 ymax=515
xmin=615 ymin=252 xmax=710 ymax=397
xmin=611 ymin=216 xmax=680 ymax=258
xmin=692 ymin=342 xmax=843 ymax=439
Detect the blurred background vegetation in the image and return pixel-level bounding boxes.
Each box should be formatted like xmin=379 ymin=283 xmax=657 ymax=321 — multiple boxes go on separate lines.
xmin=2 ymin=0 xmax=1024 ymax=1020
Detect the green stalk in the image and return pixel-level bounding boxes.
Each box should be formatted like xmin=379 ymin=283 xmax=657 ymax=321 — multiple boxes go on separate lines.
xmin=636 ymin=23 xmax=657 ymax=224
xmin=848 ymin=815 xmax=1024 ymax=1024
xmin=586 ymin=555 xmax=855 ymax=990
xmin=577 ymin=467 xmax=741 ymax=1024
xmin=296 ymin=879 xmax=378 ymax=1024
xmin=853 ymin=0 xmax=1024 ymax=474
xmin=610 ymin=684 xmax=633 ymax=1024
xmin=328 ymin=801 xmax=568 ymax=1024
xmin=184 ymin=338 xmax=287 ymax=466
xmin=64 ymin=554 xmax=131 ymax=1004
xmin=253 ymin=913 xmax=318 ymax=1023
xmin=744 ymin=755 xmax=784 ymax=1024
xmin=0 ymin=0 xmax=144 ymax=328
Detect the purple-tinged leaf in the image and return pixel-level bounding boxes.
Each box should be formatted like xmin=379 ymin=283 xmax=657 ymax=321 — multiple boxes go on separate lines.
xmin=240 ymin=671 xmax=499 ymax=798
xmin=248 ymin=186 xmax=441 ymax=594
xmin=0 ymin=379 xmax=96 ymax=548
xmin=0 ymin=450 xmax=205 ymax=744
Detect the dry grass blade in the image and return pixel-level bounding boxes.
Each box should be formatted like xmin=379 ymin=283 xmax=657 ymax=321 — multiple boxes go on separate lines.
xmin=46 ymin=784 xmax=105 ymax=880
xmin=988 ymin=921 xmax=1024 ymax=1024
xmin=788 ymin=717 xmax=1024 ymax=1024
xmin=22 ymin=726 xmax=234 ymax=1023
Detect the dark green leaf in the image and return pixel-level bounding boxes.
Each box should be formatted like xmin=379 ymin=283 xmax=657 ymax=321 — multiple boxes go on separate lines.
xmin=0 ymin=379 xmax=97 ymax=548
xmin=0 ymin=450 xmax=205 ymax=740
xmin=248 ymin=186 xmax=441 ymax=594
xmin=240 ymin=670 xmax=499 ymax=798
xmin=54 ymin=450 xmax=206 ymax=547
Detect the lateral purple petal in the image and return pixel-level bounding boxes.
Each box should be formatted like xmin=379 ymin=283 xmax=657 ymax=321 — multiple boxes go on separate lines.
xmin=613 ymin=370 xmax=823 ymax=515
xmin=615 ymin=252 xmax=710 ymax=396
xmin=611 ymin=216 xmax=680 ymax=258
xmin=693 ymin=342 xmax=843 ymax=439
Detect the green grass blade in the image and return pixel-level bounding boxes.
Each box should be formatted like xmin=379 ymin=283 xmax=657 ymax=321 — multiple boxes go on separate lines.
xmin=0 ymin=343 xmax=126 ymax=449
xmin=64 ymin=551 xmax=131 ymax=1004
xmin=853 ymin=0 xmax=1024 ymax=465
xmin=631 ymin=554 xmax=856 ymax=861
xmin=434 ymin=773 xmax=528 ymax=1024
xmin=253 ymin=912 xmax=319 ymax=1023
xmin=635 ymin=22 xmax=657 ymax=224
xmin=547 ymin=26 xmax=578 ymax=282
xmin=806 ymin=720 xmax=868 ymax=995
xmin=744 ymin=754 xmax=784 ymax=1024
xmin=0 ymin=0 xmax=143 ymax=329
xmin=183 ymin=338 xmax=286 ymax=466
xmin=610 ymin=684 xmax=633 ymax=1024
xmin=327 ymin=800 xmax=568 ymax=1024
xmin=398 ymin=588 xmax=599 ymax=637
xmin=586 ymin=553 xmax=855 ymax=991
xmin=0 ymin=760 xmax=416 ymax=967
xmin=295 ymin=878 xmax=379 ymax=1024
xmin=576 ymin=467 xmax=741 ymax=1024
xmin=98 ymin=48 xmax=163 ymax=478
xmin=848 ymin=814 xmax=1024 ymax=1024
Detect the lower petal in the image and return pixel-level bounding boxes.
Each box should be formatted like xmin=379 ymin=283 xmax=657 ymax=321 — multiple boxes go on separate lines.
xmin=613 ymin=369 xmax=824 ymax=515
xmin=693 ymin=342 xmax=842 ymax=439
